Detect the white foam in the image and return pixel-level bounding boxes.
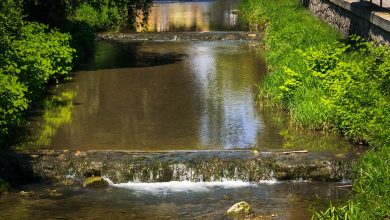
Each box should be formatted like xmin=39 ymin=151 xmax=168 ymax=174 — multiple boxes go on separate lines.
xmin=108 ymin=180 xmax=254 ymax=193
xmin=258 ymin=179 xmax=278 ymax=185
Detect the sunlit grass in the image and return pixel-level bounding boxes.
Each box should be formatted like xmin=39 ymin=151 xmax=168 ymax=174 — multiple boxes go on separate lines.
xmin=240 ymin=0 xmax=390 ymax=218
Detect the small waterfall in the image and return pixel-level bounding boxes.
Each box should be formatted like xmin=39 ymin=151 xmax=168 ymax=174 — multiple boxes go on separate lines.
xmin=28 ymin=150 xmax=355 ymax=183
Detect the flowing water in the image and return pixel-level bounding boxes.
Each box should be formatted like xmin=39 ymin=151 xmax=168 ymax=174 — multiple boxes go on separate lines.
xmin=7 ymin=0 xmax=361 ymax=219
xmin=0 ymin=181 xmax=352 ymax=219
xmin=21 ymin=40 xmax=354 ymax=153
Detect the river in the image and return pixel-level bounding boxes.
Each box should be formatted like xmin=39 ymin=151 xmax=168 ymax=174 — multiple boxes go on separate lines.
xmin=1 ymin=0 xmax=359 ymax=219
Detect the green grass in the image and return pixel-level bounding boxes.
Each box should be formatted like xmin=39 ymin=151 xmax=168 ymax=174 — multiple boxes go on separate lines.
xmin=240 ymin=0 xmax=390 ymax=218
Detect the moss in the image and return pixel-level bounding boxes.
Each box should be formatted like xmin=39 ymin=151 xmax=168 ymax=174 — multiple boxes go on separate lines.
xmin=226 ymin=201 xmax=254 ymax=217
xmin=82 ymin=176 xmax=109 ymax=188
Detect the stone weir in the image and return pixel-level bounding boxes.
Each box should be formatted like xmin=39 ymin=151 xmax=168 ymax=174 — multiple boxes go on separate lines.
xmin=22 ymin=150 xmax=356 ymax=183
xmin=96 ymin=31 xmax=262 ymax=41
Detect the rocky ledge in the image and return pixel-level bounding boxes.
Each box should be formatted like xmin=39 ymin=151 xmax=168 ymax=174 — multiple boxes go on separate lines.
xmin=12 ymin=150 xmax=358 ymax=184
xmin=96 ymin=31 xmax=262 ymax=41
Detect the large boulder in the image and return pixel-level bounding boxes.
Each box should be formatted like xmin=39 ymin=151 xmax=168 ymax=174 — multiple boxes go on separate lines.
xmin=226 ymin=201 xmax=254 ymax=218
xmin=82 ymin=176 xmax=109 ymax=188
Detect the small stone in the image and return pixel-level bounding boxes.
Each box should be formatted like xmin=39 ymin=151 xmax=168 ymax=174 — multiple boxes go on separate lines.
xmin=248 ymin=34 xmax=257 ymax=38
xmin=47 ymin=189 xmax=62 ymax=197
xmin=19 ymin=191 xmax=35 ymax=197
xmin=82 ymin=176 xmax=109 ymax=188
xmin=226 ymin=201 xmax=254 ymax=218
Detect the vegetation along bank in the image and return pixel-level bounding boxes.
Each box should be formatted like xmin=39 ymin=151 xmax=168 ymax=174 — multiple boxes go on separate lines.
xmin=240 ymin=0 xmax=389 ymax=218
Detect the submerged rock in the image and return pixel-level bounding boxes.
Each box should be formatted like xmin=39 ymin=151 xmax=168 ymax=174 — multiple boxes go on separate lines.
xmin=83 ymin=176 xmax=109 ymax=188
xmin=226 ymin=201 xmax=254 ymax=218
xmin=0 ymin=178 xmax=10 ymax=194
xmin=19 ymin=191 xmax=35 ymax=197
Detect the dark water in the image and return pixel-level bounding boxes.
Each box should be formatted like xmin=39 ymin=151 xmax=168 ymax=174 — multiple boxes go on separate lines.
xmin=140 ymin=0 xmax=248 ymax=32
xmin=20 ymin=40 xmax=354 ymax=153
xmin=0 ymin=181 xmax=352 ymax=219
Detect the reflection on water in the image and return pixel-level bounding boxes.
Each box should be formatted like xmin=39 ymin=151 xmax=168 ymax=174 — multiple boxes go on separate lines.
xmin=20 ymin=92 xmax=74 ymax=149
xmin=19 ymin=41 xmax=354 ymax=152
xmin=0 ymin=182 xmax=351 ymax=219
xmin=140 ymin=0 xmax=248 ymax=32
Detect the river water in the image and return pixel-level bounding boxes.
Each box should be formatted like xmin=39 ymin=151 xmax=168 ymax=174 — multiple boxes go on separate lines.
xmin=6 ymin=0 xmax=359 ymax=219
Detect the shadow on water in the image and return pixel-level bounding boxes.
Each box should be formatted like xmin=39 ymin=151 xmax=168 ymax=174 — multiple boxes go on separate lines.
xmin=77 ymin=41 xmax=187 ymax=71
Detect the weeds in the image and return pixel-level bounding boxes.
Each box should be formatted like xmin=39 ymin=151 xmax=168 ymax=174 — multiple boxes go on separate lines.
xmin=240 ymin=0 xmax=390 ymax=218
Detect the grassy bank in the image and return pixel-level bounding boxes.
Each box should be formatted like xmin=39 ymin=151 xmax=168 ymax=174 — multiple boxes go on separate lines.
xmin=239 ymin=0 xmax=389 ymax=218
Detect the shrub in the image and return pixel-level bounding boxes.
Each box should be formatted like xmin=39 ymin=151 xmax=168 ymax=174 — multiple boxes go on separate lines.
xmin=0 ymin=72 xmax=29 ymax=140
xmin=0 ymin=2 xmax=75 ymax=143
xmin=2 ymin=22 xmax=74 ymax=99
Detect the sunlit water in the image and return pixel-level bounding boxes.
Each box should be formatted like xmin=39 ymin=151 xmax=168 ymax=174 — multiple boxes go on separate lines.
xmin=20 ymin=40 xmax=355 ymax=152
xmin=0 ymin=181 xmax=352 ymax=219
xmin=138 ymin=0 xmax=248 ymax=32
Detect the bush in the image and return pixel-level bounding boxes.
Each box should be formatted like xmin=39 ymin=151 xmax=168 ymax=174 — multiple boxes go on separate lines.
xmin=71 ymin=3 xmax=122 ymax=31
xmin=1 ymin=22 xmax=74 ymax=100
xmin=301 ymin=36 xmax=390 ymax=146
xmin=0 ymin=72 xmax=28 ymax=139
xmin=0 ymin=2 xmax=75 ymax=143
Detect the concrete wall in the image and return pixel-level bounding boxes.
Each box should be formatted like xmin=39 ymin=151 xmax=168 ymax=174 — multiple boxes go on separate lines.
xmin=302 ymin=0 xmax=390 ymax=44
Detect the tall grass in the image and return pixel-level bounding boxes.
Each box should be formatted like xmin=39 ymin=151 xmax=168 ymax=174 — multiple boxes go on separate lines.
xmin=240 ymin=0 xmax=390 ymax=218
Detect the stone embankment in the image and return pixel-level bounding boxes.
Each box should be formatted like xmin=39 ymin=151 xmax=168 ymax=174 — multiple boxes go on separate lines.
xmin=303 ymin=0 xmax=390 ymax=44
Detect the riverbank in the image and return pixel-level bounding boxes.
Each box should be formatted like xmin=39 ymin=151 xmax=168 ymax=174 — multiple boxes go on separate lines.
xmin=239 ymin=0 xmax=389 ymax=218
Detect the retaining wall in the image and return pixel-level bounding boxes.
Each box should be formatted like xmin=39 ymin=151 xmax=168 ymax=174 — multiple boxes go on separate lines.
xmin=302 ymin=0 xmax=390 ymax=44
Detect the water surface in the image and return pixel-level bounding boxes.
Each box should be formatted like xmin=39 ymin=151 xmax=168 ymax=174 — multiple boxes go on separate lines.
xmin=0 ymin=181 xmax=352 ymax=219
xmin=140 ymin=0 xmax=248 ymax=32
xmin=21 ymin=40 xmax=354 ymax=152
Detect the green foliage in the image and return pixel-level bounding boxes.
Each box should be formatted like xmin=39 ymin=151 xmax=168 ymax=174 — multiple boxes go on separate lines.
xmin=0 ymin=178 xmax=11 ymax=194
xmin=71 ymin=2 xmax=123 ymax=31
xmin=0 ymin=72 xmax=29 ymax=138
xmin=240 ymin=0 xmax=390 ymax=218
xmin=0 ymin=0 xmax=24 ymax=36
xmin=0 ymin=2 xmax=75 ymax=143
xmin=311 ymin=201 xmax=364 ymax=220
xmin=22 ymin=0 xmax=153 ymax=31
xmin=302 ymin=36 xmax=390 ymax=146
xmin=3 ymin=23 xmax=75 ymax=95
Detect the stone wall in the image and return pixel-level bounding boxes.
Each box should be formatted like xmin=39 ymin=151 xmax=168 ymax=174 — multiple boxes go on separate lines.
xmin=302 ymin=0 xmax=390 ymax=44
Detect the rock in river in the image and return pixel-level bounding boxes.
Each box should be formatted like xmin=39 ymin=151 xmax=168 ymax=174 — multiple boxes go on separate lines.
xmin=226 ymin=201 xmax=254 ymax=218
xmin=82 ymin=176 xmax=109 ymax=188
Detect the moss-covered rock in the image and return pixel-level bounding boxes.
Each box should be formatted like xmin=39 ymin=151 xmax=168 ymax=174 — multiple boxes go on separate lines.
xmin=82 ymin=176 xmax=109 ymax=188
xmin=0 ymin=178 xmax=10 ymax=194
xmin=226 ymin=201 xmax=254 ymax=218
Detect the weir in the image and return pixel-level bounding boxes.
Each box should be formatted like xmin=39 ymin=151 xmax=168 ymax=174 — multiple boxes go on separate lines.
xmin=27 ymin=150 xmax=355 ymax=183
